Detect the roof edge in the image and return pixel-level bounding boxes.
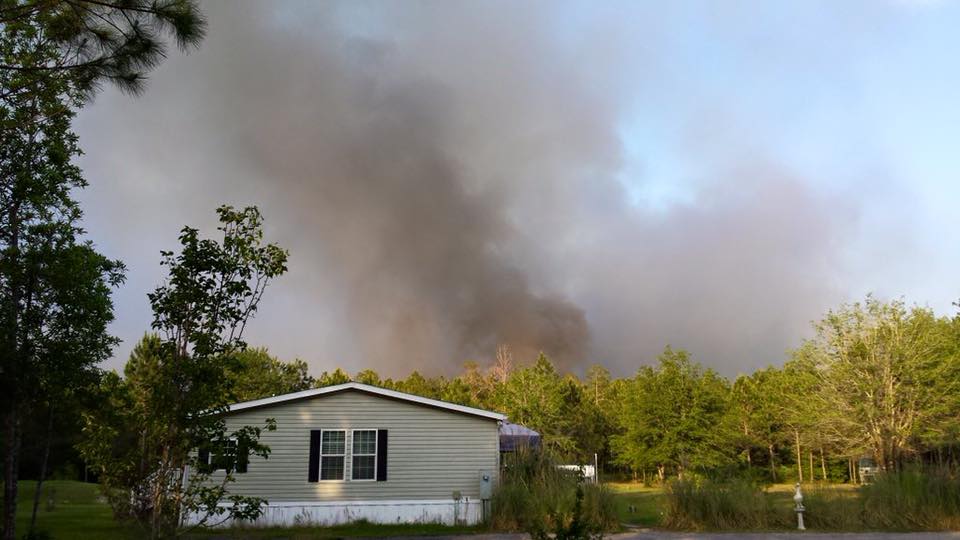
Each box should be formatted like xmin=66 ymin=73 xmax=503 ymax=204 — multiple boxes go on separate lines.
xmin=226 ymin=382 xmax=507 ymax=421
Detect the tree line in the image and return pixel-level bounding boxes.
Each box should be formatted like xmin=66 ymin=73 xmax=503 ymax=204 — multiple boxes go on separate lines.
xmin=111 ymin=295 xmax=958 ymax=487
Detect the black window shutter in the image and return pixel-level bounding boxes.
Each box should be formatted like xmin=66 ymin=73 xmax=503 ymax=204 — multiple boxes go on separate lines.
xmin=198 ymin=448 xmax=211 ymax=473
xmin=376 ymin=429 xmax=388 ymax=482
xmin=236 ymin=441 xmax=248 ymax=474
xmin=308 ymin=430 xmax=322 ymax=482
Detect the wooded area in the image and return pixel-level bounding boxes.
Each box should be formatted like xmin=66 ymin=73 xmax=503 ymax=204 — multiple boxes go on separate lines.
xmin=64 ymin=295 xmax=960 ymax=491
xmin=195 ymin=296 xmax=960 ymax=486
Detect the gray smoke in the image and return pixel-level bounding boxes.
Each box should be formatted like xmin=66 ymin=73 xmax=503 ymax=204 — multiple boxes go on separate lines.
xmin=74 ymin=1 xmax=898 ymax=377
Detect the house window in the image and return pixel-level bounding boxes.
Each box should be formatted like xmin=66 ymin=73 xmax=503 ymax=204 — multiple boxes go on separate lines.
xmin=201 ymin=438 xmax=239 ymax=472
xmin=320 ymin=430 xmax=345 ymax=480
xmin=352 ymin=430 xmax=377 ymax=480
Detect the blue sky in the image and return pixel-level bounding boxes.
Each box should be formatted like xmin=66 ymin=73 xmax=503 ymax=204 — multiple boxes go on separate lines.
xmin=75 ymin=0 xmax=960 ymax=376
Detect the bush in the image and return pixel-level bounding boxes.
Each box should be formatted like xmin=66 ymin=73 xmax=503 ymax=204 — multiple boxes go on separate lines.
xmin=491 ymin=448 xmax=617 ymax=538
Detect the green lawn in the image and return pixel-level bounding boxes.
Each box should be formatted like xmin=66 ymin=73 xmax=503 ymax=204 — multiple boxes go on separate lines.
xmin=14 ymin=480 xmax=137 ymax=540
xmin=606 ymin=482 xmax=666 ymax=528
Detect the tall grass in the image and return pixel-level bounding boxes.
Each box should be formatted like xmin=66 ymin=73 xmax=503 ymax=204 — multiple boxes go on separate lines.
xmin=663 ymin=470 xmax=960 ymax=531
xmin=491 ymin=448 xmax=617 ymax=537
xmin=662 ymin=479 xmax=791 ymax=530
xmin=860 ymin=469 xmax=960 ymax=530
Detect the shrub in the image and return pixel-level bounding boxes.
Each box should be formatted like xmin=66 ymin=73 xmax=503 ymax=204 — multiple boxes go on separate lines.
xmin=491 ymin=448 xmax=617 ymax=538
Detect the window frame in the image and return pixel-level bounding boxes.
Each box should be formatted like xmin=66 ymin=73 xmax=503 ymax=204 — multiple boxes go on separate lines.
xmin=350 ymin=429 xmax=378 ymax=482
xmin=201 ymin=437 xmax=237 ymax=472
xmin=318 ymin=429 xmax=347 ymax=482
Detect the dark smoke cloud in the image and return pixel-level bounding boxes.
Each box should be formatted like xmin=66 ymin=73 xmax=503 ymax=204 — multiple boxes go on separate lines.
xmin=74 ymin=1 xmax=885 ymax=376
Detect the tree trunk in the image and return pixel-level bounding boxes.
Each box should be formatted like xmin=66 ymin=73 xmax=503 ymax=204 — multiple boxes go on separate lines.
xmin=809 ymin=450 xmax=814 ymax=482
xmin=29 ymin=407 xmax=54 ymax=534
xmin=768 ymin=444 xmax=777 ymax=482
xmin=3 ymin=408 xmax=22 ymax=540
xmin=795 ymin=430 xmax=803 ymax=483
xmin=820 ymin=448 xmax=827 ymax=481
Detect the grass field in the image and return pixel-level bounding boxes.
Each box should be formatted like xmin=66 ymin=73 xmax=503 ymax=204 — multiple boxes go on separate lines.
xmin=14 ymin=480 xmax=136 ymax=540
xmin=606 ymin=482 xmax=665 ymax=528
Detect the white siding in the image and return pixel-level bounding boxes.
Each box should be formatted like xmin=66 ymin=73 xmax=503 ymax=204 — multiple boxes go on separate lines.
xmin=213 ymin=390 xmax=500 ymax=502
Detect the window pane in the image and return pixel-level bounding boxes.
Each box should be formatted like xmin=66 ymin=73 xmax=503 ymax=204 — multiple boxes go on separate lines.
xmin=320 ymin=456 xmax=344 ymax=480
xmin=353 ymin=430 xmax=377 ymax=455
xmin=352 ymin=455 xmax=375 ymax=480
xmin=321 ymin=431 xmax=345 ymax=454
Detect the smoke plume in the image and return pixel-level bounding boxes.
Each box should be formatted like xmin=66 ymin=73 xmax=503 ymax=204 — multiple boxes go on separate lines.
xmin=75 ymin=1 xmax=923 ymax=377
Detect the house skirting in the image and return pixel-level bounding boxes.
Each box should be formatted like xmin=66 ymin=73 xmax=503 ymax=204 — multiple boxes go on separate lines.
xmin=189 ymin=498 xmax=485 ymax=527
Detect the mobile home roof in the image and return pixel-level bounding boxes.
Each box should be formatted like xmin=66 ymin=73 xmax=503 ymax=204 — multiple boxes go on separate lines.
xmin=225 ymin=381 xmax=507 ymax=421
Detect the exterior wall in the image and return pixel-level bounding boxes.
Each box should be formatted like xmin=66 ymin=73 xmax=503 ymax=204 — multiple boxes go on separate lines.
xmin=190 ymin=499 xmax=485 ymax=527
xmin=199 ymin=389 xmax=499 ymax=526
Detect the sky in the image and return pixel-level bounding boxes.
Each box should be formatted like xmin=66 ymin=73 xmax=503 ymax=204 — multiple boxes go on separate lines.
xmin=74 ymin=0 xmax=960 ymax=378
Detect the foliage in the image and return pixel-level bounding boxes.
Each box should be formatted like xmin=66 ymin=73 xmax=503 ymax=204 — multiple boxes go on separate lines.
xmin=79 ymin=206 xmax=288 ymax=538
xmin=492 ymin=447 xmax=616 ymax=538
xmin=1 ymin=2 xmax=205 ymax=539
xmin=224 ymin=347 xmax=314 ymax=402
xmin=802 ymin=297 xmax=960 ymax=470
xmin=0 ymin=0 xmax=206 ymax=101
xmin=612 ymin=348 xmax=733 ymax=479
xmin=0 ymin=10 xmax=126 ymax=539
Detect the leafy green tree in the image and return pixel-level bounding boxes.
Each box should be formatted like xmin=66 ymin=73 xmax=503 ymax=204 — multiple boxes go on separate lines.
xmin=315 ymin=367 xmax=351 ymax=387
xmin=79 ymin=206 xmax=288 ymax=538
xmin=354 ymin=368 xmax=382 ymax=387
xmin=730 ymin=367 xmax=790 ymax=482
xmin=439 ymin=376 xmax=477 ymax=407
xmin=396 ymin=370 xmax=443 ymax=399
xmin=770 ymin=356 xmax=821 ymax=482
xmin=494 ymin=353 xmax=580 ymax=455
xmin=917 ymin=315 xmax=960 ymax=460
xmin=0 ymin=27 xmax=124 ymax=539
xmin=1 ymin=3 xmax=203 ymax=538
xmin=801 ymin=297 xmax=954 ymax=471
xmin=224 ymin=347 xmax=314 ymax=402
xmin=577 ymin=365 xmax=619 ymax=465
xmin=23 ymin=242 xmax=122 ymax=537
xmin=459 ymin=360 xmax=495 ymax=408
xmin=612 ymin=348 xmax=733 ymax=480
